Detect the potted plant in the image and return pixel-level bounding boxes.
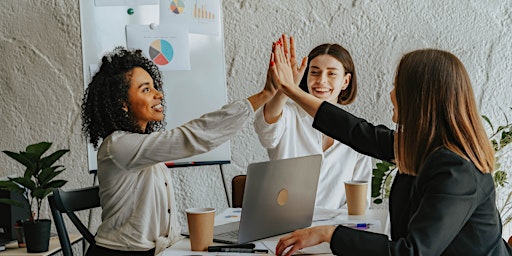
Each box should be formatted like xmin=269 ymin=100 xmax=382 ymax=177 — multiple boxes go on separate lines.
xmin=0 ymin=141 xmax=69 ymax=253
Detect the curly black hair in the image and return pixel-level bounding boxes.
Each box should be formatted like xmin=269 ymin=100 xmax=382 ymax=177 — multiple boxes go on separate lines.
xmin=81 ymin=47 xmax=166 ymax=149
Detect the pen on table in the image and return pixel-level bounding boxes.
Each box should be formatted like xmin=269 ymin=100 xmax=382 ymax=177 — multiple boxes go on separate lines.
xmin=343 ymin=223 xmax=373 ymax=229
xmin=208 ymin=243 xmax=255 ymax=251
xmin=217 ymin=248 xmax=269 ymax=253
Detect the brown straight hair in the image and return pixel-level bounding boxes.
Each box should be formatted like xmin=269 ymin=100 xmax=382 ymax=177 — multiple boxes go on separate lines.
xmin=394 ymin=49 xmax=494 ymax=175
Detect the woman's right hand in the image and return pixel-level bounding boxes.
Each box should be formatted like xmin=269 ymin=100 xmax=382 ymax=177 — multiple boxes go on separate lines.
xmin=271 ymin=38 xmax=297 ymax=95
xmin=275 ymin=225 xmax=336 ymax=256
xmin=270 ymin=35 xmax=323 ymax=118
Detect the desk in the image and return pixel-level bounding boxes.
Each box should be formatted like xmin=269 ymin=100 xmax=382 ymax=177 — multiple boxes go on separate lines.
xmin=0 ymin=234 xmax=82 ymax=256
xmin=164 ymin=208 xmax=389 ymax=255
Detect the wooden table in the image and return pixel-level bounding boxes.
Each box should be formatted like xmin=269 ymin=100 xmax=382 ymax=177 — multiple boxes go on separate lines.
xmin=0 ymin=234 xmax=82 ymax=256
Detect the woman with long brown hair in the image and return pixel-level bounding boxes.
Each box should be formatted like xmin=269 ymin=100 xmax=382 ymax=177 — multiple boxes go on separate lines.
xmin=270 ymin=41 xmax=512 ymax=255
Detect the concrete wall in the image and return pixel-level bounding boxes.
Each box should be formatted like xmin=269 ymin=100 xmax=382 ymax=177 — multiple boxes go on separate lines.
xmin=1 ymin=0 xmax=512 ymax=241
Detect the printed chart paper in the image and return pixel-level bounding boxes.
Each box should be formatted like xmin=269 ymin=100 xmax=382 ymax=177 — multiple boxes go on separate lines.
xmin=95 ymin=0 xmax=158 ymax=6
xmin=126 ymin=24 xmax=190 ymax=70
xmin=160 ymin=0 xmax=221 ymax=35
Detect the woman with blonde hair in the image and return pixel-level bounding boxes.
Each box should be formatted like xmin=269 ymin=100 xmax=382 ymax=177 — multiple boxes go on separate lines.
xmin=270 ymin=42 xmax=512 ymax=255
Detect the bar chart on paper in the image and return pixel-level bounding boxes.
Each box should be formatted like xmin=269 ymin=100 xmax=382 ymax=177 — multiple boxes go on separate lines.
xmin=193 ymin=2 xmax=215 ymax=20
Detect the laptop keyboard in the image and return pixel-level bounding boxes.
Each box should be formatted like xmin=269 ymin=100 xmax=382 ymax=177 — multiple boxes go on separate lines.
xmin=215 ymin=230 xmax=239 ymax=239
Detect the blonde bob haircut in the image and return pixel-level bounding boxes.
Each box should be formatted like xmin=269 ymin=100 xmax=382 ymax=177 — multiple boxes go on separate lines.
xmin=394 ymin=49 xmax=494 ymax=175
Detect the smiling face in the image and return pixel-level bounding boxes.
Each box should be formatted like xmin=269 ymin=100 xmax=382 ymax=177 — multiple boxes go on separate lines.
xmin=123 ymin=67 xmax=164 ymax=131
xmin=306 ymin=54 xmax=351 ymax=104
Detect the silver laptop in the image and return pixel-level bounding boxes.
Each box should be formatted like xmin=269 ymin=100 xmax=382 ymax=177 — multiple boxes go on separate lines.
xmin=212 ymin=154 xmax=322 ymax=244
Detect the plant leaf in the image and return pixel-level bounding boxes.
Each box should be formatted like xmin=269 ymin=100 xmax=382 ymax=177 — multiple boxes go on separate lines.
xmin=40 ymin=149 xmax=69 ymax=169
xmin=42 ymin=180 xmax=67 ymax=189
xmin=25 ymin=142 xmax=52 ymax=158
xmin=38 ymin=167 xmax=64 ymax=184
xmin=500 ymin=130 xmax=512 ymax=148
xmin=10 ymin=177 xmax=36 ymax=191
xmin=2 ymin=150 xmax=32 ymax=168
xmin=32 ymin=187 xmax=54 ymax=199
xmin=482 ymin=115 xmax=494 ymax=131
xmin=0 ymin=180 xmax=25 ymax=193
xmin=494 ymin=170 xmax=508 ymax=187
xmin=0 ymin=198 xmax=24 ymax=207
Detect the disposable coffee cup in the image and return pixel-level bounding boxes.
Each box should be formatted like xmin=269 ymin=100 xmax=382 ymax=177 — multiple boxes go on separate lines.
xmin=185 ymin=208 xmax=215 ymax=251
xmin=344 ymin=180 xmax=368 ymax=215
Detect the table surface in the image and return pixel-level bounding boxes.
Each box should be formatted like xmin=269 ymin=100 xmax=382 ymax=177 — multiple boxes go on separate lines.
xmin=164 ymin=207 xmax=389 ymax=255
xmin=0 ymin=234 xmax=82 ymax=256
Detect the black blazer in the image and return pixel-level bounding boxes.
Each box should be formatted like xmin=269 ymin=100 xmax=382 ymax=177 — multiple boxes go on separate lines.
xmin=312 ymin=102 xmax=512 ymax=256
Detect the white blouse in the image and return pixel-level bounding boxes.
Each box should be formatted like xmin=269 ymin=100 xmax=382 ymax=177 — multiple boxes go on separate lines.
xmin=254 ymin=100 xmax=373 ymax=210
xmin=94 ymin=99 xmax=254 ymax=255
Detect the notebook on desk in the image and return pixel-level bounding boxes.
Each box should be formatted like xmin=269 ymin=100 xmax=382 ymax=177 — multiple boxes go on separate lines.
xmin=207 ymin=154 xmax=322 ymax=244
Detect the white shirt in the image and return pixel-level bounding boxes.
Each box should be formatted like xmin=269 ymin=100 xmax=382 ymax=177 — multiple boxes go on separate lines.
xmin=254 ymin=100 xmax=372 ymax=209
xmin=95 ymin=99 xmax=254 ymax=255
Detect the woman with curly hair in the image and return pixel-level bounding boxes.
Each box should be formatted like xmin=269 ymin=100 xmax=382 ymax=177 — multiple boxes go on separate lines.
xmin=270 ymin=39 xmax=512 ymax=255
xmin=81 ymin=46 xmax=276 ymax=256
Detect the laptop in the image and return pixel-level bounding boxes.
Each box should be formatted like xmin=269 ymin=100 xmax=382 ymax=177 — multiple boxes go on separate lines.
xmin=210 ymin=154 xmax=322 ymax=244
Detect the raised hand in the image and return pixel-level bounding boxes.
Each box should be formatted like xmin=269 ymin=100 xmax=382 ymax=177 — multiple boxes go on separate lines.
xmin=271 ymin=37 xmax=296 ymax=94
xmin=264 ymin=48 xmax=278 ymax=94
xmin=281 ymin=34 xmax=308 ymax=85
xmin=270 ymin=34 xmax=322 ymax=117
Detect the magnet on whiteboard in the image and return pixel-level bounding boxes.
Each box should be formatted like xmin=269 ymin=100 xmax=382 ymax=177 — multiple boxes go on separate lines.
xmin=150 ymin=23 xmax=157 ymax=30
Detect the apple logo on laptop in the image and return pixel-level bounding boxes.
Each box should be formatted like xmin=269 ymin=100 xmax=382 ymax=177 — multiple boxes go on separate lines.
xmin=276 ymin=188 xmax=288 ymax=206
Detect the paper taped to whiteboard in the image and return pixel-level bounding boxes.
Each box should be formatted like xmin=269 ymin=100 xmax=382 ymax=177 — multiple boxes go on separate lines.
xmin=95 ymin=0 xmax=158 ymax=6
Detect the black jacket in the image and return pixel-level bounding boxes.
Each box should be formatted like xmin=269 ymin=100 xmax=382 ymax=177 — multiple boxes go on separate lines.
xmin=313 ymin=101 xmax=512 ymax=256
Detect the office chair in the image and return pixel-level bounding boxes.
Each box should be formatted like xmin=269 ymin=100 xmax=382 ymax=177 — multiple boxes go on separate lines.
xmin=48 ymin=186 xmax=100 ymax=256
xmin=231 ymin=175 xmax=246 ymax=208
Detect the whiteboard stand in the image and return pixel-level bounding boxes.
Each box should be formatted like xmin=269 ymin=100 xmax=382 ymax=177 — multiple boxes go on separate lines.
xmin=218 ymin=164 xmax=231 ymax=207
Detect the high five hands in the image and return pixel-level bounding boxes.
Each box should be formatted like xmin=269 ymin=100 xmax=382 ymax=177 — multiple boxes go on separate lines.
xmin=269 ymin=34 xmax=308 ymax=95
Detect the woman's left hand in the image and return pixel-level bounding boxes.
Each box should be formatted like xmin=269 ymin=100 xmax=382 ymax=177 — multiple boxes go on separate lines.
xmin=279 ymin=34 xmax=307 ymax=85
xmin=275 ymin=226 xmax=336 ymax=256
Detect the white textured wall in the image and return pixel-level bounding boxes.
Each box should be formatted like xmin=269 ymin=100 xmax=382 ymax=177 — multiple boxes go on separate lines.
xmin=1 ymin=0 xmax=512 ymax=241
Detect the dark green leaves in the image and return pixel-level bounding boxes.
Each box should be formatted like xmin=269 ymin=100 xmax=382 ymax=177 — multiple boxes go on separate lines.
xmin=371 ymin=161 xmax=396 ymax=204
xmin=0 ymin=141 xmax=69 ymax=220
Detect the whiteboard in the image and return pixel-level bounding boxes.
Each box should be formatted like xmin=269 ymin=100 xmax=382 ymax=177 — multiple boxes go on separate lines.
xmin=80 ymin=0 xmax=230 ymax=170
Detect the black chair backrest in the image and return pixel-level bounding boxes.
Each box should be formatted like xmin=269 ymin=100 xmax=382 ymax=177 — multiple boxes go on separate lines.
xmin=49 ymin=186 xmax=100 ymax=256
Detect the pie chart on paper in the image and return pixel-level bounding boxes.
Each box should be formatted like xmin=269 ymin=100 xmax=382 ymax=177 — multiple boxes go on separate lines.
xmin=149 ymin=39 xmax=174 ymax=66
xmin=170 ymin=0 xmax=185 ymax=14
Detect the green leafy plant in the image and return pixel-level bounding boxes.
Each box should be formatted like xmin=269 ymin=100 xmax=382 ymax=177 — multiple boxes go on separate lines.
xmin=483 ymin=108 xmax=512 ymax=225
xmin=0 ymin=142 xmax=69 ymax=221
xmin=371 ymin=160 xmax=396 ymax=204
xmin=371 ymin=108 xmax=512 ymax=225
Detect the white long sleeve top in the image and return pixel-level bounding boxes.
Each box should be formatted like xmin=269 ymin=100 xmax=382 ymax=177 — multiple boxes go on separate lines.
xmin=253 ymin=100 xmax=372 ymax=210
xmin=94 ymin=99 xmax=254 ymax=255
